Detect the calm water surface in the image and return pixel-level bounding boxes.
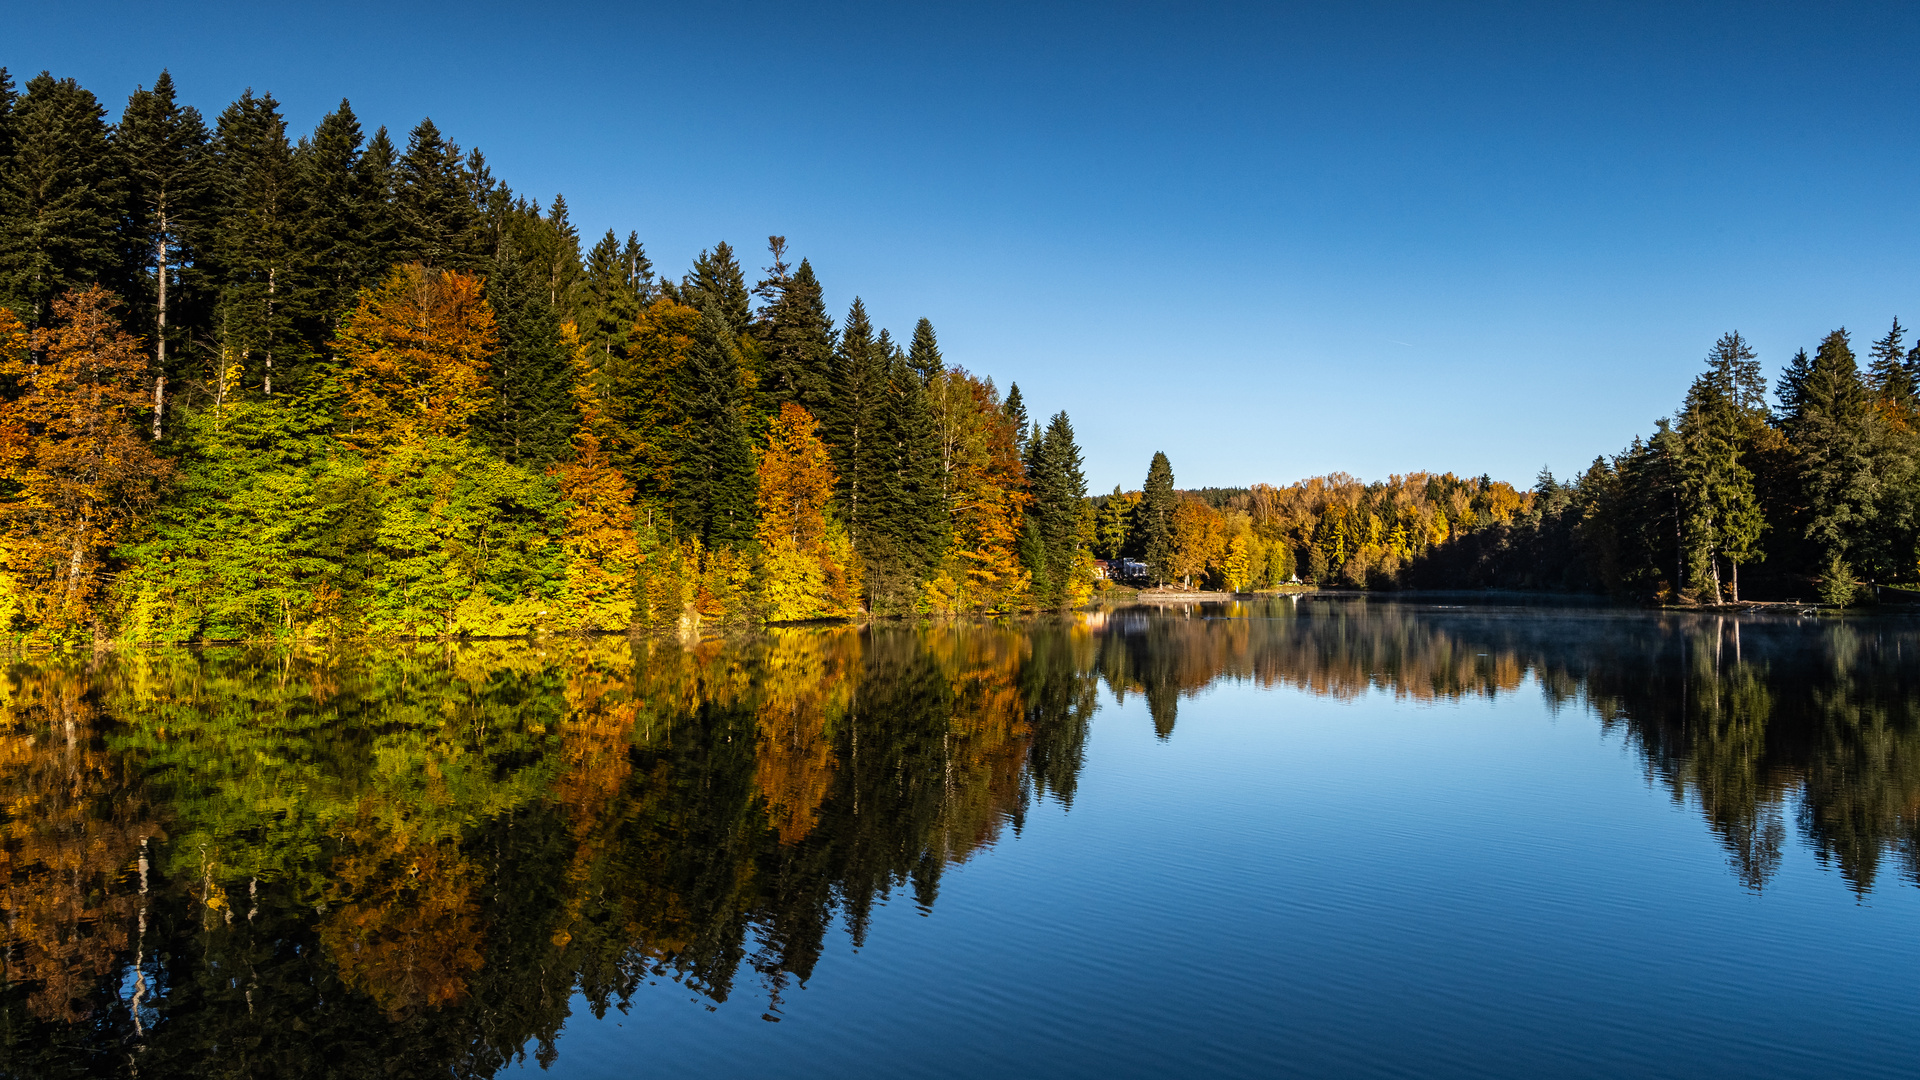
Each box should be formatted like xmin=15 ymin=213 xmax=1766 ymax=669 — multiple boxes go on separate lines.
xmin=5 ymin=598 xmax=1920 ymax=1078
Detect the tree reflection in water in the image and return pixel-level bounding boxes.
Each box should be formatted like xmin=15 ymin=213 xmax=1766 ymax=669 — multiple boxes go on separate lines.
xmin=2 ymin=601 xmax=1918 ymax=1075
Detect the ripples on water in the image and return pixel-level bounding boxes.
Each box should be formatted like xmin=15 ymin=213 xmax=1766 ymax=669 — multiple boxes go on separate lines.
xmin=3 ymin=598 xmax=1919 ymax=1078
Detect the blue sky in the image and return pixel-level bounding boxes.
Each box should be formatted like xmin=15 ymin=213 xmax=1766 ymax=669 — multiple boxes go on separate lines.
xmin=10 ymin=1 xmax=1919 ymax=491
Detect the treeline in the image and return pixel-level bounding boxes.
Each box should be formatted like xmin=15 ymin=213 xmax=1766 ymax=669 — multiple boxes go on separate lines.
xmin=0 ymin=68 xmax=1093 ymax=642
xmin=1099 ymin=329 xmax=1920 ymax=604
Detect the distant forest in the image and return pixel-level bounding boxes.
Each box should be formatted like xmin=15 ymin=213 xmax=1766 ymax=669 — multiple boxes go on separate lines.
xmin=1100 ymin=328 xmax=1920 ymax=606
xmin=0 ymin=67 xmax=1912 ymax=644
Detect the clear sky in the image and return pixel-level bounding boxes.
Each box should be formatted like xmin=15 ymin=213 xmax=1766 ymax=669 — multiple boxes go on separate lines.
xmin=9 ymin=1 xmax=1918 ymax=491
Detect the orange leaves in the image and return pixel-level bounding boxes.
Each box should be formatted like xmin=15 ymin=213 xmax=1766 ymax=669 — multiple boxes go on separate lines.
xmin=757 ymin=404 xmax=835 ymax=548
xmin=0 ymin=288 xmax=171 ymax=634
xmin=1171 ymin=497 xmax=1225 ymax=587
xmin=335 ymin=264 xmax=496 ymax=454
xmin=926 ymin=371 xmax=1030 ymax=612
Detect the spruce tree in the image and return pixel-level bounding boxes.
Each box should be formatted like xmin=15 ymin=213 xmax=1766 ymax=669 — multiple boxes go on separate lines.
xmin=1137 ymin=451 xmax=1176 ymax=585
xmin=862 ymin=330 xmax=946 ymax=612
xmin=208 ymin=90 xmax=302 ymax=395
xmin=756 ymin=251 xmax=835 ymax=417
xmin=579 ymin=227 xmax=645 ymax=368
xmin=683 ymin=241 xmax=751 ymax=337
xmin=827 ymin=297 xmax=884 ymax=546
xmin=1867 ymin=319 xmax=1915 ymax=412
xmin=353 ymin=126 xmax=400 ymax=282
xmin=1677 ymin=334 xmax=1765 ymax=602
xmin=395 ymin=118 xmax=479 ymax=268
xmin=481 ymin=240 xmax=577 ymax=468
xmin=1782 ymin=329 xmax=1875 ymax=602
xmin=673 ymin=301 xmax=757 ymax=547
xmin=118 ymin=71 xmax=211 ymax=436
xmin=290 ymin=100 xmax=367 ymax=340
xmin=0 ymin=73 xmax=124 ymax=325
xmin=1003 ymin=383 xmax=1029 ymax=453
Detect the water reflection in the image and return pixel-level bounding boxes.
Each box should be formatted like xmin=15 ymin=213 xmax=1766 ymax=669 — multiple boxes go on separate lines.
xmin=2 ymin=601 xmax=1918 ymax=1074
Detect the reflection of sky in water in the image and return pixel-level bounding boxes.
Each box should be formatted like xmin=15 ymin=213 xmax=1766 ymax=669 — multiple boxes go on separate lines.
xmin=5 ymin=600 xmax=1920 ymax=1078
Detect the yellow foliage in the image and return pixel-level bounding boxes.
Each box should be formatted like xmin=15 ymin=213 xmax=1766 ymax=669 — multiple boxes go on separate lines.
xmin=755 ymin=404 xmax=861 ymax=621
xmin=335 ymin=265 xmax=495 ymax=454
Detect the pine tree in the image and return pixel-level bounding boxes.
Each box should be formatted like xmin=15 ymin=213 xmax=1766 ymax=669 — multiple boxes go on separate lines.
xmin=0 ymin=73 xmax=124 ymax=325
xmin=1136 ymin=451 xmax=1176 ymax=585
xmin=395 ymin=118 xmax=479 ymax=268
xmin=672 ymin=301 xmax=756 ymax=547
xmin=535 ymin=193 xmax=581 ymax=311
xmin=117 ymin=70 xmax=211 ymax=437
xmin=208 ymin=90 xmax=301 ymax=395
xmin=1021 ymin=411 xmax=1088 ymax=605
xmin=861 ymin=330 xmax=946 ymax=612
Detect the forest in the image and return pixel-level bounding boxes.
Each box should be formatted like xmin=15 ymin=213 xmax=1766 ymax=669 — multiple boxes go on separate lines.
xmin=0 ymin=68 xmax=1093 ymax=643
xmin=2 ymin=66 xmax=1915 ymax=648
xmin=1093 ymin=327 xmax=1920 ymax=606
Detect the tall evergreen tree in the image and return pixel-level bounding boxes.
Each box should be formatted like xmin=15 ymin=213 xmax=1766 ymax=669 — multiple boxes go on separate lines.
xmin=1677 ymin=333 xmax=1765 ymax=602
xmin=1780 ymin=329 xmax=1876 ymax=602
xmin=117 ymin=70 xmax=211 ymax=437
xmin=395 ymin=118 xmax=479 ymax=268
xmin=827 ymin=298 xmax=885 ymax=547
xmin=1136 ymin=451 xmax=1176 ymax=585
xmin=578 ymin=228 xmax=645 ymax=368
xmin=208 ymin=90 xmax=301 ymax=395
xmin=861 ymin=330 xmax=946 ymax=612
xmin=756 ymin=249 xmax=835 ymax=418
xmin=353 ymin=126 xmax=399 ymax=283
xmin=1021 ymin=411 xmax=1089 ymax=605
xmin=683 ymin=241 xmax=751 ymax=337
xmin=480 ymin=240 xmax=576 ymax=468
xmin=1867 ymin=318 xmax=1915 ymax=413
xmin=673 ymin=302 xmax=757 ymax=547
xmin=1002 ymin=383 xmax=1029 ymax=452
xmin=0 ymin=73 xmax=124 ymax=325
xmin=291 ymin=100 xmax=370 ymax=341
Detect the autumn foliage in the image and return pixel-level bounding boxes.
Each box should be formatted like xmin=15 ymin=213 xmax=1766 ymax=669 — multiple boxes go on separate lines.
xmin=756 ymin=403 xmax=860 ymax=621
xmin=0 ymin=288 xmax=171 ymax=635
xmin=335 ymin=264 xmax=496 ymax=453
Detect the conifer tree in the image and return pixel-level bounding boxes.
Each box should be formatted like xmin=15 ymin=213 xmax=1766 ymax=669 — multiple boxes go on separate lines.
xmin=1780 ymin=330 xmax=1875 ymax=603
xmin=353 ymin=126 xmax=400 ymax=282
xmin=1867 ymin=319 xmax=1916 ymax=414
xmin=1677 ymin=333 xmax=1765 ymax=602
xmin=756 ymin=249 xmax=835 ymax=418
xmin=117 ymin=71 xmax=211 ymax=437
xmin=861 ymin=331 xmax=946 ymax=611
xmin=480 ymin=241 xmax=576 ymax=467
xmin=683 ymin=242 xmax=751 ymax=337
xmin=208 ymin=90 xmax=301 ymax=395
xmin=827 ymin=298 xmax=884 ymax=546
xmin=291 ymin=100 xmax=370 ymax=339
xmin=578 ymin=228 xmax=646 ymax=369
xmin=1003 ymin=383 xmax=1029 ymax=452
xmin=1137 ymin=451 xmax=1176 ymax=585
xmin=673 ymin=302 xmax=757 ymax=547
xmin=395 ymin=118 xmax=479 ymax=269
xmin=0 ymin=74 xmax=124 ymax=325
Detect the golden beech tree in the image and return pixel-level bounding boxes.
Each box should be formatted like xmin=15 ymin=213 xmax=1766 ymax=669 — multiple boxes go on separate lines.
xmin=334 ymin=264 xmax=496 ymax=454
xmin=0 ymin=289 xmax=171 ymax=634
xmin=925 ymin=372 xmax=1030 ymax=613
xmin=755 ymin=403 xmax=861 ymax=621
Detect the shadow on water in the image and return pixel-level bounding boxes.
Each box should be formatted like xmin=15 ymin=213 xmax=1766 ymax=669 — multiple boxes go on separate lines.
xmin=3 ymin=599 xmax=1919 ymax=1075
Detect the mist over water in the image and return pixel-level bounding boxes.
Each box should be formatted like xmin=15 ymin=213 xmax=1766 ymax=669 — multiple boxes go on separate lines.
xmin=5 ymin=599 xmax=1920 ymax=1078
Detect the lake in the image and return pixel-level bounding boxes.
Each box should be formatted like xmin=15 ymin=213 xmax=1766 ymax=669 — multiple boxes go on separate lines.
xmin=4 ymin=597 xmax=1920 ymax=1078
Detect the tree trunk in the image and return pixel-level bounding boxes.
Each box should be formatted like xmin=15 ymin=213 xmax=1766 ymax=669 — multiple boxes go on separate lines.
xmin=1729 ymin=558 xmax=1740 ymax=604
xmin=153 ymin=216 xmax=168 ymax=439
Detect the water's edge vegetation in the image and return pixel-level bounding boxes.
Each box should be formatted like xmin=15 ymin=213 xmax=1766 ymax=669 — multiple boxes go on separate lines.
xmin=1 ymin=68 xmax=1917 ymax=648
